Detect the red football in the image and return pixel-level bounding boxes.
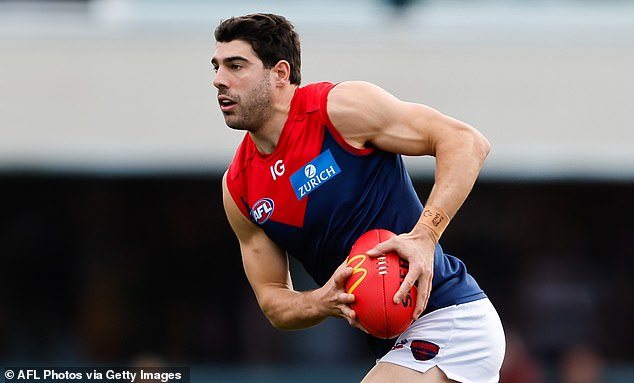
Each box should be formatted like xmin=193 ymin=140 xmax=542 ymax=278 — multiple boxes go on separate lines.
xmin=344 ymin=229 xmax=416 ymax=339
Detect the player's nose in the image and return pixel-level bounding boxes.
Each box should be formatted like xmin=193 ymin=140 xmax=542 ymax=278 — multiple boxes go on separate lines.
xmin=213 ymin=67 xmax=229 ymax=89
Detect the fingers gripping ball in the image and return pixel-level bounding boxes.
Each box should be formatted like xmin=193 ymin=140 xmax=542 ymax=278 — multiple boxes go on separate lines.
xmin=345 ymin=229 xmax=416 ymax=339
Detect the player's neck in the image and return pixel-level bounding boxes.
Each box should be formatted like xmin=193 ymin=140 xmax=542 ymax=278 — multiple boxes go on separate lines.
xmin=250 ymin=84 xmax=298 ymax=154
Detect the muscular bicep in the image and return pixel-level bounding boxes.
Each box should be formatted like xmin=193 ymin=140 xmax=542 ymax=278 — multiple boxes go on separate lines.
xmin=326 ymin=81 xmax=471 ymax=156
xmin=222 ymin=173 xmax=292 ymax=301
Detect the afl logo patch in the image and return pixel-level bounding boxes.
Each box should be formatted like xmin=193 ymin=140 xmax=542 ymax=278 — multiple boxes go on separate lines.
xmin=250 ymin=198 xmax=274 ymax=224
xmin=410 ymin=340 xmax=440 ymax=361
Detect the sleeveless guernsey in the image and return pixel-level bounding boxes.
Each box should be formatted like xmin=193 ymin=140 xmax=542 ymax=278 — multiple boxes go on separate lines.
xmin=226 ymin=82 xmax=486 ymax=354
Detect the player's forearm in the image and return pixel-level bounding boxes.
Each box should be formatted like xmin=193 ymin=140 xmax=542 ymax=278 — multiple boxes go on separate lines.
xmin=422 ymin=125 xmax=490 ymax=232
xmin=257 ymin=288 xmax=328 ymax=330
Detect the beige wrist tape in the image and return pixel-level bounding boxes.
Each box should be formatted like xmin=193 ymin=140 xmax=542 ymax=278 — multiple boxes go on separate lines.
xmin=420 ymin=206 xmax=451 ymax=241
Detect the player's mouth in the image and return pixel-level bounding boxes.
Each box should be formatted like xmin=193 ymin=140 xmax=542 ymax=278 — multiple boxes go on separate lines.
xmin=218 ymin=95 xmax=237 ymax=113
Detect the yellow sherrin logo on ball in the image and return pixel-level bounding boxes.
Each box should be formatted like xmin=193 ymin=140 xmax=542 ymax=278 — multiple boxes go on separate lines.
xmin=346 ymin=254 xmax=368 ymax=294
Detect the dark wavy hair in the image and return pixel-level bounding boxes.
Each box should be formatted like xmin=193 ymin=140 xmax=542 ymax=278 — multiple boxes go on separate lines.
xmin=214 ymin=13 xmax=302 ymax=85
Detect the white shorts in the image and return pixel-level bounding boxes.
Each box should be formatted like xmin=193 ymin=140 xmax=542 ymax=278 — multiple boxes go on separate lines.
xmin=379 ymin=298 xmax=506 ymax=383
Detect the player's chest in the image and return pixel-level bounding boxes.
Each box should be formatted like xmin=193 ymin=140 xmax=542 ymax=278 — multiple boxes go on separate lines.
xmin=245 ymin=129 xmax=343 ymax=228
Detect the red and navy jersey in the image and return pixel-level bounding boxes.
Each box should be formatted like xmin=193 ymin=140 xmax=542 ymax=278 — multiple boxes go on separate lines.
xmin=226 ymin=82 xmax=485 ymax=313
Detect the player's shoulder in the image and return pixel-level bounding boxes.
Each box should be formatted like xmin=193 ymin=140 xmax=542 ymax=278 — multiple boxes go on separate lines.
xmin=300 ymin=81 xmax=336 ymax=94
xmin=324 ymin=81 xmax=397 ymax=125
xmin=293 ymin=82 xmax=337 ymax=111
xmin=327 ymin=81 xmax=391 ymax=103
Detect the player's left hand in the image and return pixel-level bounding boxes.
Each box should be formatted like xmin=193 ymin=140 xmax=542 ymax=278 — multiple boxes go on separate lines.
xmin=366 ymin=224 xmax=436 ymax=320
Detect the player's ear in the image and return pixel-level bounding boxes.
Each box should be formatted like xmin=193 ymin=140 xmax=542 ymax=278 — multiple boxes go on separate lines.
xmin=272 ymin=60 xmax=291 ymax=85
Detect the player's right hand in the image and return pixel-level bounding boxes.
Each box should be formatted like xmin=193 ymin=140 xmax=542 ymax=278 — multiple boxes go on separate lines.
xmin=314 ymin=262 xmax=364 ymax=330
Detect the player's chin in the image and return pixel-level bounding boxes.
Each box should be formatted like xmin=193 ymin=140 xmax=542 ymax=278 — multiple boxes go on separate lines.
xmin=224 ymin=117 xmax=246 ymax=131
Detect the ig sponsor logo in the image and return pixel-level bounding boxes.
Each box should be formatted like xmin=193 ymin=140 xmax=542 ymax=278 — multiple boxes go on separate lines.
xmin=270 ymin=160 xmax=285 ymax=181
